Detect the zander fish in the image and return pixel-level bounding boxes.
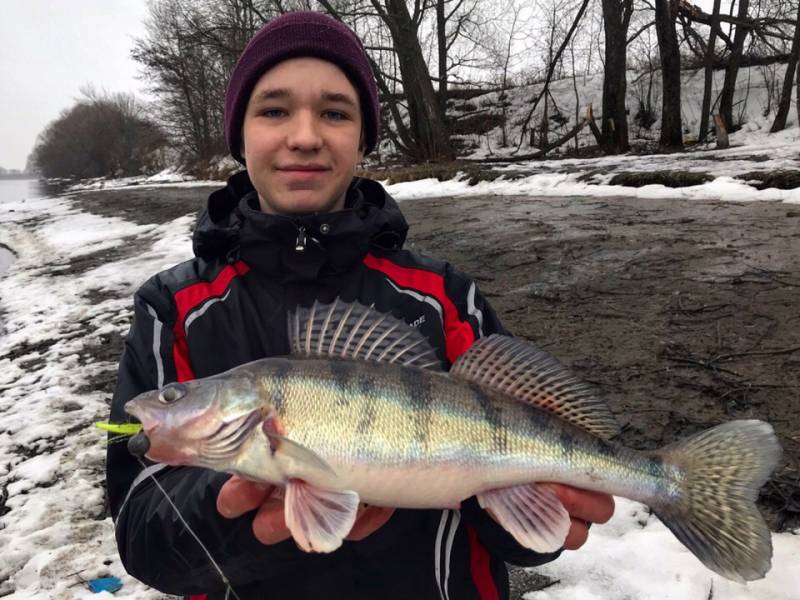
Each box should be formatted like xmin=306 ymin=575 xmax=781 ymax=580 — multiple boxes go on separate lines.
xmin=125 ymin=299 xmax=781 ymax=582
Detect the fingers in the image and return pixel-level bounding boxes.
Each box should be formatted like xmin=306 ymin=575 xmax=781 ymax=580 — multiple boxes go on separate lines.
xmin=544 ymin=483 xmax=615 ymax=526
xmin=252 ymin=497 xmax=292 ymax=545
xmin=563 ymin=517 xmax=590 ymax=550
xmin=218 ymin=479 xmax=394 ymax=546
xmin=217 ymin=475 xmax=273 ymax=519
xmin=541 ymin=483 xmax=614 ymax=551
xmin=346 ymin=505 xmax=395 ymax=541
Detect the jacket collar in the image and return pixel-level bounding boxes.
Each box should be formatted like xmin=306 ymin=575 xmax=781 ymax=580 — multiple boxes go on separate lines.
xmin=193 ymin=171 xmax=408 ymax=282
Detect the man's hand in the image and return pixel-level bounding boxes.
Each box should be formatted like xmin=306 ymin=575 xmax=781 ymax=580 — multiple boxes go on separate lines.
xmin=217 ymin=475 xmax=395 ymax=545
xmin=540 ymin=483 xmax=614 ymax=550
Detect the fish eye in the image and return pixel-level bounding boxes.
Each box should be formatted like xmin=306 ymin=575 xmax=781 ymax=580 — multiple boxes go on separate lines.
xmin=158 ymin=383 xmax=187 ymax=404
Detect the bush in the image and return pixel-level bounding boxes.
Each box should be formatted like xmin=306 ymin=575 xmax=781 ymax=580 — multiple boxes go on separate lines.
xmin=737 ymin=170 xmax=800 ymax=190
xmin=31 ymin=90 xmax=167 ymax=180
xmin=609 ymin=170 xmax=713 ymax=188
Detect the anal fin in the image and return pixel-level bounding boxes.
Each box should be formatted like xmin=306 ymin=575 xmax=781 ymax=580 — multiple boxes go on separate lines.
xmin=477 ymin=483 xmax=570 ymax=553
xmin=284 ymin=479 xmax=360 ymax=553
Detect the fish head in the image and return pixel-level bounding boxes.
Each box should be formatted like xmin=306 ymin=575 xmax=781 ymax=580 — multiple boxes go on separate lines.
xmin=124 ymin=377 xmax=255 ymax=466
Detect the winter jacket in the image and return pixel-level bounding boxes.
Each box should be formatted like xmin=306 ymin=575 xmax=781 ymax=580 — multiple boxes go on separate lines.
xmin=106 ymin=171 xmax=560 ymax=600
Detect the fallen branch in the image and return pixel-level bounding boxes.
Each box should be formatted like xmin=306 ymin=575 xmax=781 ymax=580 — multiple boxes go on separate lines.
xmin=714 ymin=346 xmax=800 ymax=361
xmin=467 ymin=105 xmax=597 ymax=164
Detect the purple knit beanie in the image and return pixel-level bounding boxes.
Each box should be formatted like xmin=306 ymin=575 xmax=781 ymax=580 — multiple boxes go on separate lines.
xmin=225 ymin=11 xmax=380 ymax=163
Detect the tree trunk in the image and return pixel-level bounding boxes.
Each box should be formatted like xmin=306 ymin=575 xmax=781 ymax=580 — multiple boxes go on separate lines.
xmin=797 ymin=52 xmax=800 ymax=128
xmin=655 ymin=0 xmax=683 ymax=150
xmin=770 ymin=1 xmax=800 ymax=132
xmin=378 ymin=0 xmax=453 ymax=161
xmin=719 ymin=0 xmax=751 ymax=132
xmin=699 ymin=0 xmax=722 ymax=142
xmin=436 ymin=0 xmax=448 ymax=115
xmin=713 ymin=114 xmax=729 ymax=148
xmin=601 ymin=0 xmax=633 ymax=153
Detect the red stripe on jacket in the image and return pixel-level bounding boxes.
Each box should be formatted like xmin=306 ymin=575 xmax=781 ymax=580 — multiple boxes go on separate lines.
xmin=467 ymin=525 xmax=500 ymax=600
xmin=171 ymin=261 xmax=250 ymax=382
xmin=362 ymin=253 xmax=475 ymax=363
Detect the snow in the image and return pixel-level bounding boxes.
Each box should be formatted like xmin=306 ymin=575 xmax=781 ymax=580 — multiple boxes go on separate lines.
xmin=382 ymin=125 xmax=800 ymax=204
xmin=522 ymin=498 xmax=800 ymax=600
xmin=0 ymin=181 xmax=193 ymax=599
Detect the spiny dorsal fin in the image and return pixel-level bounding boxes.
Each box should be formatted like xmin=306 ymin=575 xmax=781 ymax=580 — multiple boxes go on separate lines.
xmin=288 ymin=299 xmax=443 ymax=371
xmin=451 ymin=334 xmax=620 ymax=439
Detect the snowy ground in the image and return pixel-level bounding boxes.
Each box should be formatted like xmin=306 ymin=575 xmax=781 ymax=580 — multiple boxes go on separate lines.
xmin=1 ymin=133 xmax=799 ymax=599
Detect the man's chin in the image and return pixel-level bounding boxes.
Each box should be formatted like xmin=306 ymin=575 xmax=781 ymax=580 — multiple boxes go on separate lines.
xmin=265 ymin=191 xmax=344 ymax=215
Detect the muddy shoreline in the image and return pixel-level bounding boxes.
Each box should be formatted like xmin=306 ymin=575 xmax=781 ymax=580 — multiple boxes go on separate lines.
xmin=72 ymin=185 xmax=800 ymax=534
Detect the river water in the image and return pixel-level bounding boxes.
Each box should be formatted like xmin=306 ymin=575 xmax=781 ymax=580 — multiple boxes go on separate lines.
xmin=1 ymin=179 xmax=50 ymax=333
xmin=0 ymin=179 xmax=47 ymax=274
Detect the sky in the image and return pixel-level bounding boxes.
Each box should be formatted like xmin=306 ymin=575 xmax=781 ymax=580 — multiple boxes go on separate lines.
xmin=0 ymin=1 xmax=150 ymax=171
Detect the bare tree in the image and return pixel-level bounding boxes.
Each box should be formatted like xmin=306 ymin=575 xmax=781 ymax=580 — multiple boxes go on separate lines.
xmin=719 ymin=0 xmax=752 ymax=131
xmin=771 ymin=1 xmax=800 ymax=131
xmin=32 ymin=90 xmax=166 ymax=179
xmin=518 ymin=0 xmax=593 ymax=148
xmin=654 ymin=0 xmax=682 ymax=149
xmin=319 ymin=0 xmax=454 ymax=161
xmin=699 ymin=0 xmax=723 ymax=141
xmin=601 ymin=0 xmax=634 ymax=152
xmin=134 ymin=0 xmax=231 ymax=165
xmin=485 ymin=1 xmax=526 ymax=147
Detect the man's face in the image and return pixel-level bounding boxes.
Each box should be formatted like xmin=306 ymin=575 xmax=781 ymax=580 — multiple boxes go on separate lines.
xmin=241 ymin=57 xmax=365 ymax=215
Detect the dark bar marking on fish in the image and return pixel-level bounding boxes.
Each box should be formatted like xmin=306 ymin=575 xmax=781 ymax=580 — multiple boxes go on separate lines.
xmin=355 ymin=365 xmax=378 ymax=404
xmin=328 ymin=359 xmax=356 ymax=407
xmin=356 ymin=392 xmax=379 ymax=437
xmin=399 ymin=364 xmax=433 ymax=449
xmin=593 ymin=436 xmax=619 ymax=459
xmin=648 ymin=455 xmax=664 ymax=479
xmin=559 ymin=428 xmax=576 ymax=461
xmin=470 ymin=383 xmax=507 ymax=453
xmin=268 ymin=357 xmax=292 ymax=413
xmin=524 ymin=401 xmax=551 ymax=431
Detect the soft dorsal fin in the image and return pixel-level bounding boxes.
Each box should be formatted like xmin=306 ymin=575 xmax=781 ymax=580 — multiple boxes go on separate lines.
xmin=451 ymin=335 xmax=620 ymax=439
xmin=288 ymin=299 xmax=443 ymax=371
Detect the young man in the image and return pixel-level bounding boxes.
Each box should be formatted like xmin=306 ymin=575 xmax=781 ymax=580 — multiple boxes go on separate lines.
xmin=107 ymin=11 xmax=613 ymax=599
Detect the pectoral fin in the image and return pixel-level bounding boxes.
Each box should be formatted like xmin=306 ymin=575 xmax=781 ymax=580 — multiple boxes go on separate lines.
xmin=285 ymin=479 xmax=360 ymax=553
xmin=263 ymin=424 xmax=338 ymax=487
xmin=477 ymin=483 xmax=570 ymax=553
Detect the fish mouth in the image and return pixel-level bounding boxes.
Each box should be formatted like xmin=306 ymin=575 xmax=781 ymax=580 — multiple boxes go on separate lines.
xmin=199 ymin=409 xmax=263 ymax=465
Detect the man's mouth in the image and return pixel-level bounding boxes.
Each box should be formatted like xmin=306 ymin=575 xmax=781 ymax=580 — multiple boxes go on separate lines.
xmin=278 ymin=164 xmax=329 ymax=172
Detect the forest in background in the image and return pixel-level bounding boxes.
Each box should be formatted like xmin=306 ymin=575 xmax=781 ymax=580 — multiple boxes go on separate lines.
xmin=29 ymin=0 xmax=800 ymax=179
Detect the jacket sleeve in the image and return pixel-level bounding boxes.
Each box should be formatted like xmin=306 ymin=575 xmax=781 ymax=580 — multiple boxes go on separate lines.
xmin=106 ymin=281 xmax=314 ymax=595
xmin=443 ymin=264 xmax=563 ymax=566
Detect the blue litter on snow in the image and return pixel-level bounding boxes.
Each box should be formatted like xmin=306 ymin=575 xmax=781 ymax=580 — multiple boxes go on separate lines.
xmin=88 ymin=577 xmax=123 ymax=593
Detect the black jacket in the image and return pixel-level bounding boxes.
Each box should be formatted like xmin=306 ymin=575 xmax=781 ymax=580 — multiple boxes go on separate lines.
xmin=107 ymin=172 xmax=559 ymax=600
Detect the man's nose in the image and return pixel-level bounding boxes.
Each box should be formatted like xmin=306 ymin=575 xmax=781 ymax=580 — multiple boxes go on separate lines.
xmin=287 ymin=111 xmax=323 ymax=151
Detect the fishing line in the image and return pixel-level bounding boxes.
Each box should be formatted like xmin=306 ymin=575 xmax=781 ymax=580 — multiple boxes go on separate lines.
xmin=99 ymin=423 xmax=240 ymax=597
xmin=136 ymin=457 xmax=241 ymax=600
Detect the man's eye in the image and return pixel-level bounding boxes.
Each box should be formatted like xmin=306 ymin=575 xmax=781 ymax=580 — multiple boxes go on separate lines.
xmin=324 ymin=110 xmax=348 ymax=121
xmin=260 ymin=108 xmax=286 ymax=118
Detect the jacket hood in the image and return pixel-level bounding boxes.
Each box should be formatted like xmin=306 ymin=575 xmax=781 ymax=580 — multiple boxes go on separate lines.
xmin=192 ymin=171 xmax=408 ymax=282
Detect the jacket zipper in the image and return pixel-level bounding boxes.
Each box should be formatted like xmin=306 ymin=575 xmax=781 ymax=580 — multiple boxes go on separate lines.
xmin=295 ymin=226 xmax=307 ymax=252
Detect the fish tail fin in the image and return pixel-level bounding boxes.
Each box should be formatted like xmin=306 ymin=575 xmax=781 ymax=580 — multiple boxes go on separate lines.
xmin=654 ymin=419 xmax=781 ymax=582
